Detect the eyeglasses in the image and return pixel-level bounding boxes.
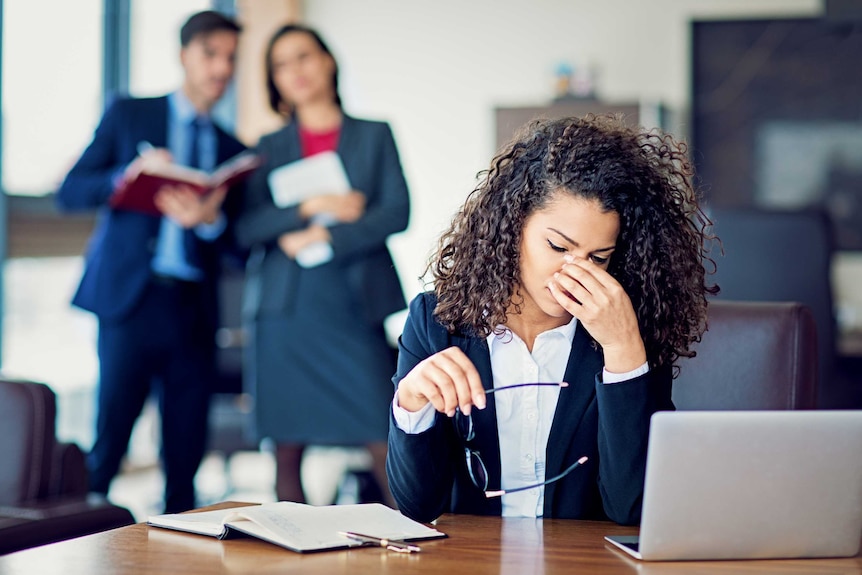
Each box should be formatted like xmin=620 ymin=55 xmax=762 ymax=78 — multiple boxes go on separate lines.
xmin=454 ymin=382 xmax=588 ymax=499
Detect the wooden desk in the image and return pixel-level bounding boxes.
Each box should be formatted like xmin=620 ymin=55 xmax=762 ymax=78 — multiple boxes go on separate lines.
xmin=1 ymin=502 xmax=860 ymax=574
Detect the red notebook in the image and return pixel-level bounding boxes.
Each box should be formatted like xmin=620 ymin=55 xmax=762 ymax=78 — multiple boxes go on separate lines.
xmin=110 ymin=151 xmax=261 ymax=215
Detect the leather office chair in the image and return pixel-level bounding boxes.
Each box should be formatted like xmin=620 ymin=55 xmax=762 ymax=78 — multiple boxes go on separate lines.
xmin=0 ymin=378 xmax=135 ymax=555
xmin=673 ymin=301 xmax=818 ymax=410
xmin=706 ymin=207 xmax=836 ymax=407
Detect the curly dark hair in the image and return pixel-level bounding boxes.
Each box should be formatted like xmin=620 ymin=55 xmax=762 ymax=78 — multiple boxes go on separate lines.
xmin=429 ymin=114 xmax=718 ymax=369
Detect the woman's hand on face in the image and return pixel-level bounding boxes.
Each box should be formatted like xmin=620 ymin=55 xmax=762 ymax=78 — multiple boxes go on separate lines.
xmin=396 ymin=346 xmax=487 ymax=417
xmin=547 ymin=255 xmax=647 ymax=372
xmin=299 ymin=191 xmax=365 ymax=223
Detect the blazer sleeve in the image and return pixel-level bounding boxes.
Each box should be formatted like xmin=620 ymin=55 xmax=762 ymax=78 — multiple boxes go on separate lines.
xmin=595 ymin=364 xmax=674 ymax=524
xmin=386 ymin=293 xmax=458 ymax=523
xmin=327 ymin=123 xmax=410 ymax=262
xmin=56 ymin=99 xmax=127 ymax=211
xmin=234 ymin=134 xmax=307 ymax=249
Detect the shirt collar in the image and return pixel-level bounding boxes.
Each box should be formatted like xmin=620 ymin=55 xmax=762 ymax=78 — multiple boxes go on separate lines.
xmin=168 ymin=90 xmax=211 ymax=126
xmin=486 ymin=316 xmax=578 ymax=350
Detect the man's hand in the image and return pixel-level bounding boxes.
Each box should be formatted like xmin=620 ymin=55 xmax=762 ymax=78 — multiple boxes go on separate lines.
xmin=121 ymin=147 xmax=173 ymax=186
xmin=154 ymin=185 xmax=227 ymax=228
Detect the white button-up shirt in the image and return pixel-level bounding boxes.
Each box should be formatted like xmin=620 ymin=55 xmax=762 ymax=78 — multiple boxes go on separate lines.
xmin=488 ymin=319 xmax=573 ymax=516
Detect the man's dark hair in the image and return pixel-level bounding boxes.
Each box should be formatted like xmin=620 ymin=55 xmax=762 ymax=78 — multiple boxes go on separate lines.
xmin=180 ymin=10 xmax=241 ymax=47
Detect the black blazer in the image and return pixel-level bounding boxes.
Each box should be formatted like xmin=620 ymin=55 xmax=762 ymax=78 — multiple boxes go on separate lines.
xmin=236 ymin=115 xmax=409 ymax=325
xmin=55 ymin=95 xmax=247 ymax=324
xmin=386 ymin=292 xmax=674 ymax=525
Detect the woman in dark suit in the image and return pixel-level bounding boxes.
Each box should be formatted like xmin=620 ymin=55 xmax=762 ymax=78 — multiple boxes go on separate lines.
xmin=387 ymin=115 xmax=718 ymax=524
xmin=236 ymin=24 xmax=409 ymax=505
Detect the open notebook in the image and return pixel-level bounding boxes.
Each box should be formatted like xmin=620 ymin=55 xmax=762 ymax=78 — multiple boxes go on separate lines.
xmin=605 ymin=410 xmax=862 ymax=561
xmin=148 ymin=502 xmax=446 ymax=553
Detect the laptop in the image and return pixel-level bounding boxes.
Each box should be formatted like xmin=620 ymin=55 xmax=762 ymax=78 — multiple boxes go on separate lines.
xmin=605 ymin=410 xmax=862 ymax=561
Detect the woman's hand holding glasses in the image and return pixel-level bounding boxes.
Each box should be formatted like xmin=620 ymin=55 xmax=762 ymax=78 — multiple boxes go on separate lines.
xmin=397 ymin=351 xmax=587 ymax=499
xmin=396 ymin=346 xmax=487 ymax=417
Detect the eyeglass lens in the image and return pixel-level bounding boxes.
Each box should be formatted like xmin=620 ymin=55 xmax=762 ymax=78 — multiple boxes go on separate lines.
xmin=465 ymin=448 xmax=488 ymax=491
xmin=455 ymin=409 xmax=489 ymax=490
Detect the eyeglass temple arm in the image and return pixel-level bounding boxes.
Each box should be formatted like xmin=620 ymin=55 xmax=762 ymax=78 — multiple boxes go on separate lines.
xmin=483 ymin=456 xmax=588 ymax=498
xmin=484 ymin=382 xmax=568 ymax=394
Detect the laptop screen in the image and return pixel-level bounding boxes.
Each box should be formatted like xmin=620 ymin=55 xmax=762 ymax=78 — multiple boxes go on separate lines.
xmin=607 ymin=410 xmax=862 ymax=561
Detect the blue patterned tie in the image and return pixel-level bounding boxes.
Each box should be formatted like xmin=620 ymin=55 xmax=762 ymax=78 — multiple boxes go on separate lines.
xmin=188 ymin=116 xmax=202 ymax=169
xmin=183 ymin=116 xmax=204 ymax=270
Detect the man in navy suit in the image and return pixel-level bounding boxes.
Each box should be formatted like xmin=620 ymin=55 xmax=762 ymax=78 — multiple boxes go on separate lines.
xmin=56 ymin=11 xmax=246 ymax=513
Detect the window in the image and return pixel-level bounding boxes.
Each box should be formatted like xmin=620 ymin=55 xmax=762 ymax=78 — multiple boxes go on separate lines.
xmin=1 ymin=0 xmax=103 ymax=196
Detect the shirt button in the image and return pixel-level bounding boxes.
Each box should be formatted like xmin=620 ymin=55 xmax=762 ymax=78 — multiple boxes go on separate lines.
xmin=525 ymin=453 xmax=534 ymax=462
xmin=527 ymin=412 xmax=537 ymax=421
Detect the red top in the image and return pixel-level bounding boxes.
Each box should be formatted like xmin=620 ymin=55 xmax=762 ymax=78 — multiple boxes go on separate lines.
xmin=299 ymin=125 xmax=341 ymax=158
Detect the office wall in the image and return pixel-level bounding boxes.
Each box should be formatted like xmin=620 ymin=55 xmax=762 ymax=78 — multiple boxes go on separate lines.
xmin=235 ymin=0 xmax=301 ymax=143
xmin=296 ymin=0 xmax=828 ymax=307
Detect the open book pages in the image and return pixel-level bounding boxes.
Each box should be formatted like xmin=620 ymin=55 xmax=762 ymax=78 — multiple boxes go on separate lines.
xmin=110 ymin=151 xmax=260 ymax=215
xmin=209 ymin=151 xmax=262 ymax=188
xmin=268 ymin=151 xmax=351 ymax=208
xmin=133 ymin=150 xmax=259 ymax=190
xmin=143 ymin=162 xmax=211 ymax=187
xmin=147 ymin=502 xmax=446 ymax=553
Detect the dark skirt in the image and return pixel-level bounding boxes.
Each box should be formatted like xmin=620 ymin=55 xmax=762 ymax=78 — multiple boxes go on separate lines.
xmin=247 ymin=260 xmax=397 ymax=445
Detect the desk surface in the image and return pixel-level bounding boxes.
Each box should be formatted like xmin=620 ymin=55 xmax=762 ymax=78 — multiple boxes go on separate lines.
xmin=1 ymin=502 xmax=860 ymax=574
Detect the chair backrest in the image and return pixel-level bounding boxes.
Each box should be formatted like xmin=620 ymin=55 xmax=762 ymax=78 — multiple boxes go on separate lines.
xmin=673 ymin=301 xmax=818 ymax=410
xmin=707 ymin=207 xmax=835 ymax=406
xmin=0 ymin=379 xmax=58 ymax=505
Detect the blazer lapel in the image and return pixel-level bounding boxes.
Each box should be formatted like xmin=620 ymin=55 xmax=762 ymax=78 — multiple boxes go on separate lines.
xmin=544 ymin=325 xmax=602 ymax=480
xmin=143 ymin=96 xmax=169 ymax=149
xmin=336 ymin=115 xmax=358 ymax=187
xmin=141 ymin=98 xmax=169 ymax=238
xmin=453 ymin=334 xmax=503 ymax=490
xmin=276 ymin=121 xmax=302 ymax=166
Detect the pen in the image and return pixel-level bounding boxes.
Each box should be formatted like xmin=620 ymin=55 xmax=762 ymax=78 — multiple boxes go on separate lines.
xmin=137 ymin=140 xmax=155 ymax=155
xmin=338 ymin=531 xmax=422 ymax=553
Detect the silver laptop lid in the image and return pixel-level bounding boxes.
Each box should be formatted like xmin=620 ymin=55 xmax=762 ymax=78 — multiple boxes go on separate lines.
xmin=637 ymin=410 xmax=862 ymax=561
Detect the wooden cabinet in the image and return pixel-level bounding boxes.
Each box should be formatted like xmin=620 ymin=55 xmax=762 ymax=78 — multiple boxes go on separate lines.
xmin=494 ymin=99 xmax=659 ymax=152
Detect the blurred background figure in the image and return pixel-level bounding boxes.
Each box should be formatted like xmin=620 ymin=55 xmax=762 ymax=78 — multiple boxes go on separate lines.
xmin=235 ymin=23 xmax=409 ymax=507
xmin=54 ymin=10 xmax=245 ymax=513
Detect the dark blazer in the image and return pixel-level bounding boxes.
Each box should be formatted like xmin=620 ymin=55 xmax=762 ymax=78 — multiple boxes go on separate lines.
xmin=56 ymin=95 xmax=247 ymax=325
xmin=386 ymin=292 xmax=675 ymax=525
xmin=235 ymin=115 xmax=409 ymax=325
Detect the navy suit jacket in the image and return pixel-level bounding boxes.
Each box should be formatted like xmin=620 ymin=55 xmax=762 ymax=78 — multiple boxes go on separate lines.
xmin=236 ymin=115 xmax=409 ymax=325
xmin=56 ymin=95 xmax=246 ymax=325
xmin=386 ymin=292 xmax=675 ymax=525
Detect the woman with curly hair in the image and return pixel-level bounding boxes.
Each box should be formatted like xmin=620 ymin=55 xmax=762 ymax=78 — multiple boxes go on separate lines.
xmin=386 ymin=114 xmax=716 ymax=524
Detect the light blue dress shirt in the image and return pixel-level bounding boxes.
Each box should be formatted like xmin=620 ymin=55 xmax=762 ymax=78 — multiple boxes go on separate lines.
xmin=150 ymin=91 xmax=226 ymax=281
